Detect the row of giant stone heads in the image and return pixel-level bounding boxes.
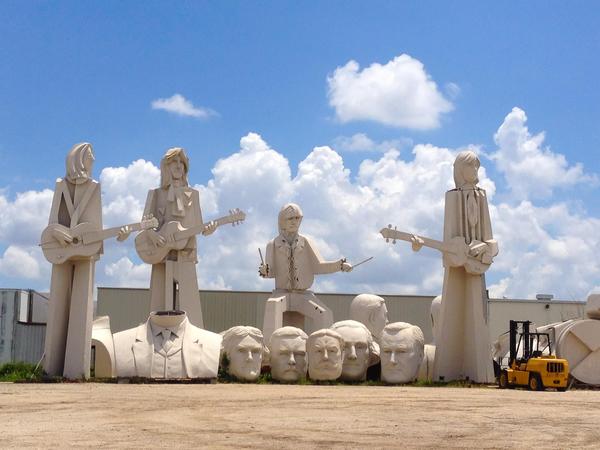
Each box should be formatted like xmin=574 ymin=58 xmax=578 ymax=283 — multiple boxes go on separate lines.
xmin=93 ymin=293 xmax=429 ymax=383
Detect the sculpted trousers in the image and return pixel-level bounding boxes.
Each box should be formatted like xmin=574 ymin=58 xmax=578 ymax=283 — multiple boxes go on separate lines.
xmin=150 ymin=260 xmax=204 ymax=328
xmin=262 ymin=290 xmax=334 ymax=342
xmin=433 ymin=267 xmax=494 ymax=383
xmin=44 ymin=260 xmax=95 ymax=379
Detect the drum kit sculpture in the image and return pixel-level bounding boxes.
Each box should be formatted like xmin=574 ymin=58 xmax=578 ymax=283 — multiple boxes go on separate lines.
xmin=40 ymin=142 xmax=597 ymax=386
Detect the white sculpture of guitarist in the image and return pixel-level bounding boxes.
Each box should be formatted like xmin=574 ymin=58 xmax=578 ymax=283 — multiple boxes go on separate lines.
xmin=136 ymin=147 xmax=243 ymax=328
xmin=43 ymin=142 xmax=130 ymax=379
xmin=381 ymin=150 xmax=497 ymax=383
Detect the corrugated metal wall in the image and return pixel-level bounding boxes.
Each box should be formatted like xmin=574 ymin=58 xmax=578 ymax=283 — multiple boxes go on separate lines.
xmin=98 ymin=287 xmax=587 ymax=345
xmin=97 ymin=287 xmax=437 ymax=341
xmin=0 ymin=289 xmax=47 ymax=365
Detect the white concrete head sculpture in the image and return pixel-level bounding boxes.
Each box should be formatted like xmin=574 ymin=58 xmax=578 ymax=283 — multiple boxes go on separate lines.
xmin=160 ymin=147 xmax=190 ymax=188
xmin=66 ymin=142 xmax=95 ymax=184
xmin=331 ymin=320 xmax=377 ymax=381
xmin=221 ymin=326 xmax=266 ymax=382
xmin=380 ymin=322 xmax=425 ymax=384
xmin=268 ymin=326 xmax=308 ymax=382
xmin=586 ymin=294 xmax=600 ymax=320
xmin=278 ymin=202 xmax=303 ymax=235
xmin=349 ymin=294 xmax=388 ymax=340
xmin=453 ymin=150 xmax=480 ymax=189
xmin=307 ymin=329 xmax=345 ymax=381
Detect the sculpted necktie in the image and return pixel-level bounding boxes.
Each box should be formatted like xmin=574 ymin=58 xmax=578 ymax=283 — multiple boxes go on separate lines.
xmin=161 ymin=329 xmax=173 ymax=353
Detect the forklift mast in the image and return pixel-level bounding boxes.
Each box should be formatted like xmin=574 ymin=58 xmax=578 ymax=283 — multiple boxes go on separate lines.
xmin=509 ymin=320 xmax=531 ymax=366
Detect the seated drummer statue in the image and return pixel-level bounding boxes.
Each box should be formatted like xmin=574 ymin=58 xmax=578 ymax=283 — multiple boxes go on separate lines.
xmin=259 ymin=203 xmax=352 ymax=342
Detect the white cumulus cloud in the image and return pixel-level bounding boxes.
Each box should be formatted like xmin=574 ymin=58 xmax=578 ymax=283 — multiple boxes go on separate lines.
xmin=492 ymin=107 xmax=596 ymax=199
xmin=327 ymin=54 xmax=453 ymax=129
xmin=151 ymin=93 xmax=218 ymax=119
xmin=332 ymin=133 xmax=413 ymax=153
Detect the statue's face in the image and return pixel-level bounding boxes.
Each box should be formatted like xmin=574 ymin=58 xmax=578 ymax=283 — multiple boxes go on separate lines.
xmin=281 ymin=212 xmax=302 ymax=234
xmin=337 ymin=326 xmax=370 ymax=381
xmin=380 ymin=329 xmax=422 ymax=384
xmin=168 ymin=155 xmax=185 ymax=182
xmin=308 ymin=335 xmax=343 ymax=381
xmin=228 ymin=335 xmax=263 ymax=381
xmin=270 ymin=335 xmax=307 ymax=382
xmin=372 ymin=303 xmax=389 ymax=338
xmin=83 ymin=148 xmax=95 ymax=176
xmin=461 ymin=161 xmax=479 ymax=185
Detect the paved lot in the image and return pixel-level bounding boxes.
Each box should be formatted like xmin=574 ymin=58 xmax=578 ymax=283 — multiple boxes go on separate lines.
xmin=0 ymin=383 xmax=598 ymax=448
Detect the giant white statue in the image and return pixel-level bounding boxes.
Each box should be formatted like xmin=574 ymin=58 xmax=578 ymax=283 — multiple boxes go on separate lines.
xmin=40 ymin=143 xmax=132 ymax=379
xmin=134 ymin=148 xmax=214 ymax=327
xmin=268 ymin=326 xmax=308 ymax=382
xmin=134 ymin=148 xmax=245 ymax=327
xmin=259 ymin=203 xmax=352 ymax=341
xmin=330 ymin=320 xmax=378 ymax=382
xmin=307 ymin=329 xmax=345 ymax=381
xmin=381 ymin=150 xmax=497 ymax=383
xmin=113 ymin=311 xmax=222 ymax=379
xmin=349 ymin=294 xmax=388 ymax=342
xmin=221 ymin=326 xmax=266 ymax=382
xmin=380 ymin=322 xmax=425 ymax=384
xmin=418 ymin=295 xmax=440 ymax=382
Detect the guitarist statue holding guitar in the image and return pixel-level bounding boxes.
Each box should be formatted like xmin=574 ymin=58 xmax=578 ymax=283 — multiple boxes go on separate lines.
xmin=42 ymin=142 xmax=131 ymax=379
xmin=381 ymin=150 xmax=498 ymax=383
xmin=135 ymin=147 xmax=244 ymax=328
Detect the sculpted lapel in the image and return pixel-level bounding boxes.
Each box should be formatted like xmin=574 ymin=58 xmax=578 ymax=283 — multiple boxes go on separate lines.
xmin=132 ymin=323 xmax=154 ymax=378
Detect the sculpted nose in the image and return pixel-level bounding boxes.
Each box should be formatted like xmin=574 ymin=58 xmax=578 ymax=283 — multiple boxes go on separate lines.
xmin=348 ymin=345 xmax=357 ymax=360
xmin=246 ymin=350 xmax=253 ymax=361
xmin=288 ymin=353 xmax=296 ymax=366
xmin=389 ymin=351 xmax=397 ymax=365
xmin=322 ymin=349 xmax=329 ymax=361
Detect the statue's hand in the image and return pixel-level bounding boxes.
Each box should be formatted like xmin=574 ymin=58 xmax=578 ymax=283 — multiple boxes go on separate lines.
xmin=258 ymin=263 xmax=269 ymax=278
xmin=341 ymin=261 xmax=353 ymax=272
xmin=202 ymin=220 xmax=217 ymax=236
xmin=52 ymin=227 xmax=73 ymax=247
xmin=410 ymin=235 xmax=424 ymax=252
xmin=148 ymin=229 xmax=166 ymax=247
xmin=468 ymin=240 xmax=486 ymax=258
xmin=117 ymin=225 xmax=131 ymax=242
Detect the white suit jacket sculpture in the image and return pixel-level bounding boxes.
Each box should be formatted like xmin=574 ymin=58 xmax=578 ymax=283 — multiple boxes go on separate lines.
xmin=113 ymin=311 xmax=222 ymax=379
xmin=42 ymin=143 xmax=103 ymax=379
xmin=136 ymin=148 xmax=215 ymax=327
xmin=433 ymin=151 xmax=498 ymax=383
xmin=260 ymin=203 xmax=352 ymax=341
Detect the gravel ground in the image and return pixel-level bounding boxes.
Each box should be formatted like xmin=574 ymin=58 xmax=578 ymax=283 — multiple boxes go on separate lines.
xmin=0 ymin=383 xmax=599 ymax=449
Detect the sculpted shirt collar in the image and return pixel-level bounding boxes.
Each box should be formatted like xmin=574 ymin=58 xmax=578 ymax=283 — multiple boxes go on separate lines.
xmin=149 ymin=316 xmax=187 ymax=340
xmin=275 ymin=233 xmax=305 ymax=250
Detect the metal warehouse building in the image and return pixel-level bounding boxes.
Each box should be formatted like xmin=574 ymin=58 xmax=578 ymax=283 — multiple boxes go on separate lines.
xmin=0 ymin=287 xmax=587 ymax=366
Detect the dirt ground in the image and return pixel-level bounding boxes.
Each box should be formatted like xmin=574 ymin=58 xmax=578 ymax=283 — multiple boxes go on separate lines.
xmin=0 ymin=383 xmax=599 ymax=449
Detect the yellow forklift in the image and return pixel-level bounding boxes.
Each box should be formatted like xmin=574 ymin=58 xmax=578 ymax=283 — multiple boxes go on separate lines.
xmin=498 ymin=320 xmax=569 ymax=391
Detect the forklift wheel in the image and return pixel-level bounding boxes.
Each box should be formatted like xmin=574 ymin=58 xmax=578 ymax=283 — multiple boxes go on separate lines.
xmin=528 ymin=373 xmax=543 ymax=391
xmin=498 ymin=371 xmax=509 ymax=389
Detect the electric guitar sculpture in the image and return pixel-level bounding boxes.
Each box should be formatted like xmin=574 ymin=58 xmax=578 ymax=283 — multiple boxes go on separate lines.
xmin=135 ymin=208 xmax=246 ymax=264
xmin=379 ymin=225 xmax=493 ymax=275
xmin=41 ymin=215 xmax=159 ymax=264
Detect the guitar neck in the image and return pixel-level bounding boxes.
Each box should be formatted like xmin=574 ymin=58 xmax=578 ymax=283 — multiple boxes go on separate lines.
xmin=175 ymin=215 xmax=233 ymax=241
xmin=381 ymin=229 xmax=450 ymax=254
xmin=83 ymin=222 xmax=145 ymax=245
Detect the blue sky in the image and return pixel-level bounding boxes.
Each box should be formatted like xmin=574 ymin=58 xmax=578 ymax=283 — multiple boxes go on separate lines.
xmin=0 ymin=2 xmax=598 ymax=300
